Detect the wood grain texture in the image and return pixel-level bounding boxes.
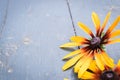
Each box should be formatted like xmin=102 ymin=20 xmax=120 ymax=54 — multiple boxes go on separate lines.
xmin=0 ymin=0 xmax=120 ymax=80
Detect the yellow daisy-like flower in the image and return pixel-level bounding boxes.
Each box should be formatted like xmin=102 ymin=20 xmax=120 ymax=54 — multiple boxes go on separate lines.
xmin=60 ymin=12 xmax=120 ymax=77
xmin=80 ymin=60 xmax=120 ymax=80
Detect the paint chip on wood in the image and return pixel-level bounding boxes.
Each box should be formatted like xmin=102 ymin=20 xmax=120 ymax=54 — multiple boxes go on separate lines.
xmin=8 ymin=68 xmax=13 ymax=73
xmin=23 ymin=37 xmax=31 ymax=45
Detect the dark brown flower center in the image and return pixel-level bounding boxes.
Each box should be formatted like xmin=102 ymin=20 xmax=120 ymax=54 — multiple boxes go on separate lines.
xmin=100 ymin=70 xmax=119 ymax=80
xmin=90 ymin=37 xmax=101 ymax=49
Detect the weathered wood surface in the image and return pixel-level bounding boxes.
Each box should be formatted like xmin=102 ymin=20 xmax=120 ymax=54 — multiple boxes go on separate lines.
xmin=0 ymin=0 xmax=120 ymax=80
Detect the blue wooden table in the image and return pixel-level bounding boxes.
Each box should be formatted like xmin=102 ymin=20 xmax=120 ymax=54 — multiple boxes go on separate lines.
xmin=0 ymin=0 xmax=120 ymax=80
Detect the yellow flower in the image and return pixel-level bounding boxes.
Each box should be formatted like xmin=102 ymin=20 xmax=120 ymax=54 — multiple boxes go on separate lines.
xmin=80 ymin=60 xmax=120 ymax=80
xmin=64 ymin=78 xmax=69 ymax=80
xmin=60 ymin=12 xmax=120 ymax=77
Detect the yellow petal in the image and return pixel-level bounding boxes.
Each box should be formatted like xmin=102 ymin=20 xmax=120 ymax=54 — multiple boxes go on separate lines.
xmin=106 ymin=16 xmax=120 ymax=34
xmin=114 ymin=60 xmax=120 ymax=75
xmin=101 ymin=12 xmax=111 ymax=32
xmin=63 ymin=49 xmax=81 ymax=59
xmin=100 ymin=52 xmax=114 ymax=68
xmin=92 ymin=12 xmax=100 ymax=32
xmin=60 ymin=42 xmax=81 ymax=48
xmin=109 ymin=29 xmax=120 ymax=38
xmin=80 ymin=71 xmax=95 ymax=79
xmin=107 ymin=38 xmax=120 ymax=44
xmin=95 ymin=53 xmax=104 ymax=71
xmin=117 ymin=59 xmax=120 ymax=67
xmin=64 ymin=78 xmax=69 ymax=80
xmin=62 ymin=54 xmax=81 ymax=71
xmin=78 ymin=55 xmax=92 ymax=78
xmin=78 ymin=22 xmax=94 ymax=37
xmin=89 ymin=60 xmax=99 ymax=73
xmin=70 ymin=36 xmax=88 ymax=43
xmin=74 ymin=52 xmax=88 ymax=73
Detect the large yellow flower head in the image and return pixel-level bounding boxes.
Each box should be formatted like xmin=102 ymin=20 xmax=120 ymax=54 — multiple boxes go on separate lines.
xmin=80 ymin=60 xmax=120 ymax=80
xmin=60 ymin=12 xmax=120 ymax=77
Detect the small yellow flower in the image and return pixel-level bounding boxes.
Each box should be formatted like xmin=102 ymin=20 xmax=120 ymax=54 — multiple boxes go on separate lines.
xmin=60 ymin=12 xmax=120 ymax=77
xmin=64 ymin=78 xmax=69 ymax=80
xmin=80 ymin=60 xmax=120 ymax=80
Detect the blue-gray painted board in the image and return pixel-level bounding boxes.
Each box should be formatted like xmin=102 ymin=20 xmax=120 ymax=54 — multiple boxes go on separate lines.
xmin=0 ymin=0 xmax=120 ymax=80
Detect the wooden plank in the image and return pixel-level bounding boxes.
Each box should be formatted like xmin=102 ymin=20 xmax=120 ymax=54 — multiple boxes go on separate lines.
xmin=0 ymin=0 xmax=120 ymax=80
xmin=0 ymin=0 xmax=9 ymax=37
xmin=0 ymin=0 xmax=10 ymax=80
xmin=0 ymin=0 xmax=75 ymax=80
